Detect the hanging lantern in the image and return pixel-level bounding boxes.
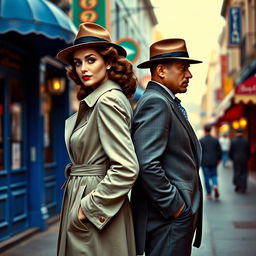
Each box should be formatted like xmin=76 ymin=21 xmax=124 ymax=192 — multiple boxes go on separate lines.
xmin=48 ymin=77 xmax=66 ymax=95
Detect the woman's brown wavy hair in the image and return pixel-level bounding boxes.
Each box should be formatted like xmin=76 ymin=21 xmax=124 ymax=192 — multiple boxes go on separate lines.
xmin=69 ymin=46 xmax=137 ymax=101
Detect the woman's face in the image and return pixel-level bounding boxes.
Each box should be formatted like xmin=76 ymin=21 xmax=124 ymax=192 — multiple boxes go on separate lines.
xmin=73 ymin=48 xmax=108 ymax=90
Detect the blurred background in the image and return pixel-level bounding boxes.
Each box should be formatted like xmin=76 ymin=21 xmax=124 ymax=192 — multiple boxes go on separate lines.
xmin=0 ymin=0 xmax=256 ymax=254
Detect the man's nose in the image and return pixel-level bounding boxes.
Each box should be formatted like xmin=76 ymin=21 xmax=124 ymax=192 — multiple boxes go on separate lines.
xmin=186 ymin=69 xmax=192 ymax=78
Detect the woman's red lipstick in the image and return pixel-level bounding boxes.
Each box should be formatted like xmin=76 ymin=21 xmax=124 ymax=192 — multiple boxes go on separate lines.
xmin=82 ymin=75 xmax=91 ymax=81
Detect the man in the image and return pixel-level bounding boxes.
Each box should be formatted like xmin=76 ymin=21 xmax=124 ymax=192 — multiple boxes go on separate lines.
xmin=199 ymin=124 xmax=222 ymax=199
xmin=229 ymin=128 xmax=251 ymax=193
xmin=219 ymin=132 xmax=231 ymax=167
xmin=131 ymin=39 xmax=203 ymax=256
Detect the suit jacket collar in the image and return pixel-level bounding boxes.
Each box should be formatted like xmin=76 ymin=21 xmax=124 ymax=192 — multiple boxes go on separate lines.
xmin=146 ymin=81 xmax=202 ymax=169
xmin=146 ymin=81 xmax=175 ymax=103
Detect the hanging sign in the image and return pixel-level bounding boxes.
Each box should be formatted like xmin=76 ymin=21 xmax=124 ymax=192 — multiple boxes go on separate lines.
xmin=116 ymin=38 xmax=140 ymax=63
xmin=228 ymin=7 xmax=242 ymax=46
xmin=72 ymin=0 xmax=106 ymax=28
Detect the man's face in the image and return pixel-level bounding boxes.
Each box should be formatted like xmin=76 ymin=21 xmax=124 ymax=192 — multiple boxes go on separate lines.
xmin=161 ymin=60 xmax=192 ymax=94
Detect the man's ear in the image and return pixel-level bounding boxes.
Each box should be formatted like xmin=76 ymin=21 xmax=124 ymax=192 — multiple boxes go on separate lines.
xmin=155 ymin=64 xmax=166 ymax=79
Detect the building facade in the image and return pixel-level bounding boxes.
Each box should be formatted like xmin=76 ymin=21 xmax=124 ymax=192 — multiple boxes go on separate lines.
xmin=0 ymin=0 xmax=77 ymax=245
xmin=202 ymin=0 xmax=256 ymax=172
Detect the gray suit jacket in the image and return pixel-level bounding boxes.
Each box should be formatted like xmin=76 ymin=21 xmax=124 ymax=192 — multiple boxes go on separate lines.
xmin=131 ymin=81 xmax=203 ymax=254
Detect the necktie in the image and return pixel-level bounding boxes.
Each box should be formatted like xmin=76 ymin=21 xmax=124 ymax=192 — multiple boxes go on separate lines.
xmin=174 ymin=97 xmax=188 ymax=120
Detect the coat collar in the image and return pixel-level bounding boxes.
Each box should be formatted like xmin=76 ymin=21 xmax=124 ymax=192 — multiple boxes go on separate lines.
xmin=83 ymin=80 xmax=122 ymax=107
xmin=64 ymin=80 xmax=122 ymax=161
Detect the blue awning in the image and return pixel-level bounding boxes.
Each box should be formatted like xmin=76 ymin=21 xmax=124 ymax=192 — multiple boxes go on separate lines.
xmin=0 ymin=0 xmax=77 ymax=43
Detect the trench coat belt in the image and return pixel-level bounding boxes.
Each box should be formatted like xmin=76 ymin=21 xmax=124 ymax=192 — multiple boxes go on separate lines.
xmin=61 ymin=163 xmax=108 ymax=190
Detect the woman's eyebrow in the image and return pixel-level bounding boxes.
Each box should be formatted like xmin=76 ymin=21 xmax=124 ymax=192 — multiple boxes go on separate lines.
xmin=73 ymin=54 xmax=96 ymax=61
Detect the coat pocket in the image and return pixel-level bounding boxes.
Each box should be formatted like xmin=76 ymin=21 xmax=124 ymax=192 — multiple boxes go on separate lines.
xmin=69 ymin=184 xmax=89 ymax=232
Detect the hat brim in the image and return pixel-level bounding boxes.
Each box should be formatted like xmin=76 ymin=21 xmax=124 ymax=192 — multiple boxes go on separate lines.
xmin=137 ymin=57 xmax=202 ymax=69
xmin=57 ymin=41 xmax=127 ymax=65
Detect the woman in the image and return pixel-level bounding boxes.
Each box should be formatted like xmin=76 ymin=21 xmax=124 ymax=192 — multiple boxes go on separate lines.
xmin=56 ymin=22 xmax=139 ymax=256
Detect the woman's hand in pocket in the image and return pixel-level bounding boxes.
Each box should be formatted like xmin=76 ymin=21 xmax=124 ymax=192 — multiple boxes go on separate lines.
xmin=78 ymin=207 xmax=87 ymax=220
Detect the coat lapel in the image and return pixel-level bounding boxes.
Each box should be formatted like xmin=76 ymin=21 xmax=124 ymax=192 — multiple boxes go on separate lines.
xmin=65 ymin=112 xmax=77 ymax=161
xmin=146 ymin=82 xmax=201 ymax=169
xmin=64 ymin=80 xmax=122 ymax=161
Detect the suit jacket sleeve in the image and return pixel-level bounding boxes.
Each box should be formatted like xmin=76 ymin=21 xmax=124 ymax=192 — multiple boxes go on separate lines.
xmin=80 ymin=94 xmax=139 ymax=230
xmin=132 ymin=96 xmax=184 ymax=219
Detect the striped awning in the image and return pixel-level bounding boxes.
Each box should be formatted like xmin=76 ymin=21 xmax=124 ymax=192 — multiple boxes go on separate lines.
xmin=0 ymin=0 xmax=77 ymax=43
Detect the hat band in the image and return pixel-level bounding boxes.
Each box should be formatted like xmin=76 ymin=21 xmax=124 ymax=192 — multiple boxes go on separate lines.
xmin=74 ymin=36 xmax=109 ymax=45
xmin=150 ymin=51 xmax=189 ymax=60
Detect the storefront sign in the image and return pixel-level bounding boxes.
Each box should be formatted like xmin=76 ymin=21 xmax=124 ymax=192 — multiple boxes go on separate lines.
xmin=234 ymin=75 xmax=256 ymax=104
xmin=228 ymin=7 xmax=242 ymax=46
xmin=235 ymin=75 xmax=256 ymax=95
xmin=72 ymin=0 xmax=106 ymax=28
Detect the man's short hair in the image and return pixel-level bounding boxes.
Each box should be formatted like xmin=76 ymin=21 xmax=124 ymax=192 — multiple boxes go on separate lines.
xmin=150 ymin=61 xmax=174 ymax=75
xmin=204 ymin=124 xmax=212 ymax=133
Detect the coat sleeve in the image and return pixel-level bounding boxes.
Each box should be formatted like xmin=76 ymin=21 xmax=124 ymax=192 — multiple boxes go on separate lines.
xmin=132 ymin=96 xmax=185 ymax=219
xmin=80 ymin=93 xmax=139 ymax=230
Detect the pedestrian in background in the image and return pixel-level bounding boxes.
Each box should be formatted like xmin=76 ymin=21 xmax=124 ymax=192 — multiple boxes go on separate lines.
xmin=229 ymin=128 xmax=251 ymax=194
xmin=199 ymin=124 xmax=222 ymax=199
xmin=56 ymin=22 xmax=139 ymax=256
xmin=219 ymin=132 xmax=230 ymax=167
xmin=131 ymin=38 xmax=203 ymax=256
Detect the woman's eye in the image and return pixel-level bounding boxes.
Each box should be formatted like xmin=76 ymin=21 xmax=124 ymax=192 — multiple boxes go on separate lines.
xmin=74 ymin=61 xmax=81 ymax=67
xmin=88 ymin=58 xmax=96 ymax=64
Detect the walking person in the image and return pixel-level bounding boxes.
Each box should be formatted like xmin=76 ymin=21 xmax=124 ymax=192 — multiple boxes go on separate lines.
xmin=131 ymin=38 xmax=203 ymax=256
xmin=229 ymin=128 xmax=251 ymax=193
xmin=199 ymin=125 xmax=222 ymax=199
xmin=219 ymin=132 xmax=230 ymax=167
xmin=56 ymin=22 xmax=139 ymax=256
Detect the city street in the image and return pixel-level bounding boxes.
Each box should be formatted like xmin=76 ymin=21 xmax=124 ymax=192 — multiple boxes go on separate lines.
xmin=2 ymin=163 xmax=256 ymax=256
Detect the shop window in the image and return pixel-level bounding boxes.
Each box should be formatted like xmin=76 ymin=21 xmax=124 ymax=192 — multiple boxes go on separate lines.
xmin=41 ymin=91 xmax=54 ymax=164
xmin=0 ymin=79 xmax=3 ymax=170
xmin=10 ymin=78 xmax=24 ymax=170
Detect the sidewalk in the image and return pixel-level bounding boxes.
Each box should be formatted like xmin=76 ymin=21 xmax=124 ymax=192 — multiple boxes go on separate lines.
xmin=2 ymin=164 xmax=256 ymax=256
xmin=192 ymin=163 xmax=256 ymax=256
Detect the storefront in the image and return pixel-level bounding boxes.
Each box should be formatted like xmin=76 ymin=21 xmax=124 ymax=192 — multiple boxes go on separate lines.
xmin=215 ymin=75 xmax=256 ymax=172
xmin=0 ymin=0 xmax=76 ymax=243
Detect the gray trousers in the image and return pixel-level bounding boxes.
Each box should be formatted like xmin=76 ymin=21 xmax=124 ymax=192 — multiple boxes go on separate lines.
xmin=144 ymin=205 xmax=196 ymax=256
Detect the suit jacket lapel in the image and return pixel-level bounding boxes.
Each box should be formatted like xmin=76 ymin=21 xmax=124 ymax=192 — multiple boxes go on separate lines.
xmin=146 ymin=82 xmax=201 ymax=169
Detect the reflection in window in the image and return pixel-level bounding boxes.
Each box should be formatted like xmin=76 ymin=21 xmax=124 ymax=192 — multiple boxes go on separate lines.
xmin=0 ymin=79 xmax=4 ymax=170
xmin=10 ymin=78 xmax=24 ymax=170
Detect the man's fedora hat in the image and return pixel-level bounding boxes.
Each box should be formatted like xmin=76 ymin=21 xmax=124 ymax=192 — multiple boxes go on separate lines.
xmin=57 ymin=23 xmax=127 ymax=64
xmin=137 ymin=38 xmax=202 ymax=69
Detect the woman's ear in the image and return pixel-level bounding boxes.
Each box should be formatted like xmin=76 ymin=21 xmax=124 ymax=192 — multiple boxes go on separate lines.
xmin=106 ymin=61 xmax=112 ymax=70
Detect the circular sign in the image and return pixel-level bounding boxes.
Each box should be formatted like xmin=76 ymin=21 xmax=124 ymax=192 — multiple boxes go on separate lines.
xmin=116 ymin=38 xmax=140 ymax=63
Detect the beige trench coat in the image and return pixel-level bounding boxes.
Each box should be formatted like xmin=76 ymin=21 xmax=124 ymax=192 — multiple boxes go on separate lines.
xmin=57 ymin=81 xmax=139 ymax=256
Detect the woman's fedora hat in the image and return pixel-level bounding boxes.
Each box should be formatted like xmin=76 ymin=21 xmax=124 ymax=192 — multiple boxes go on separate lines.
xmin=57 ymin=23 xmax=127 ymax=64
xmin=137 ymin=38 xmax=202 ymax=69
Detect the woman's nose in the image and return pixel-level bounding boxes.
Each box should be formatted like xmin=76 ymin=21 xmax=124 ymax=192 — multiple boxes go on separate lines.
xmin=81 ymin=62 xmax=87 ymax=72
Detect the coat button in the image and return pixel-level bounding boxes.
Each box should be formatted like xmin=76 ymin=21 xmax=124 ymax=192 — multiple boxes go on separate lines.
xmin=99 ymin=216 xmax=105 ymax=223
